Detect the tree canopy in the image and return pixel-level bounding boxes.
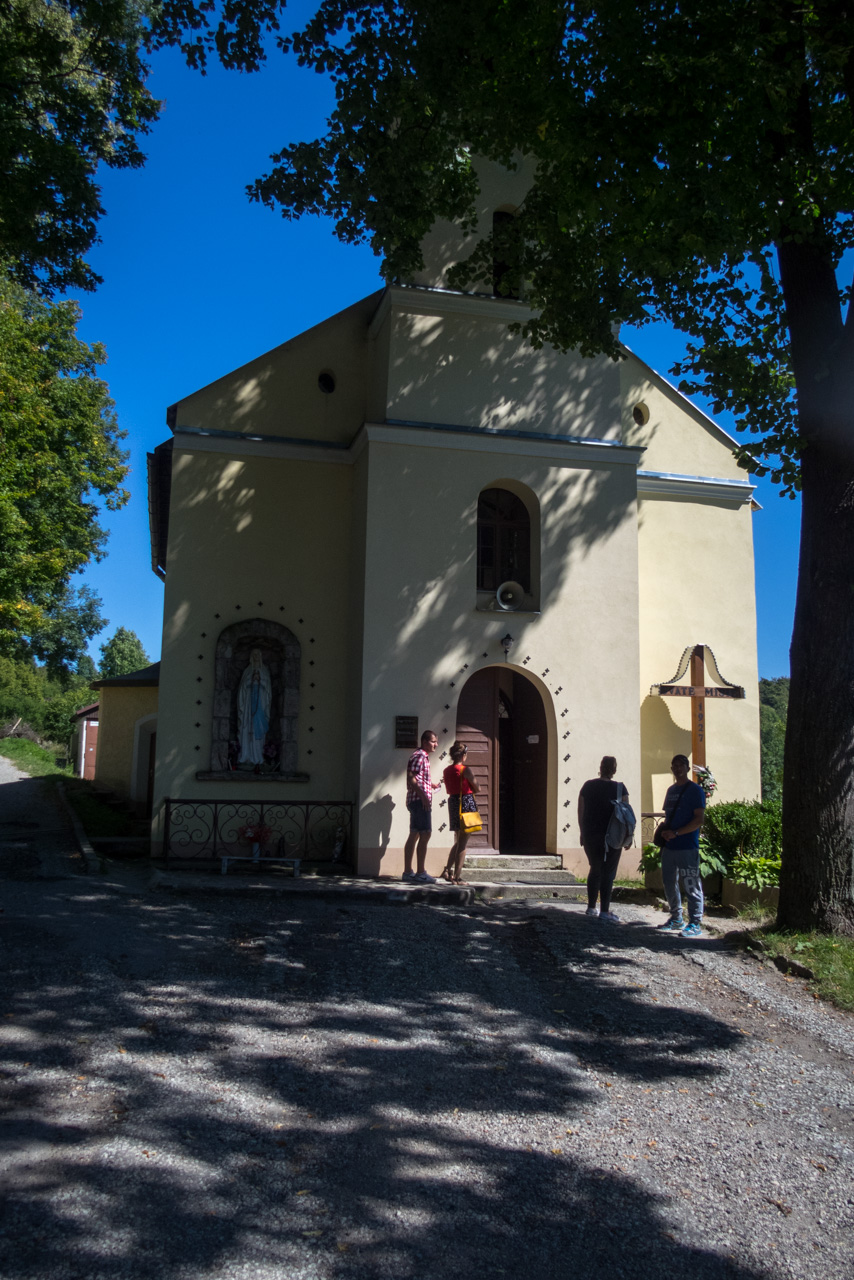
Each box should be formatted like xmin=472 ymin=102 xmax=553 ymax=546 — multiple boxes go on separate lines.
xmin=15 ymin=584 xmax=105 ymax=679
xmin=157 ymin=0 xmax=854 ymax=932
xmin=0 ymin=0 xmax=162 ymax=294
xmin=226 ymin=0 xmax=850 ymax=495
xmin=0 ymin=273 xmax=127 ymax=662
xmin=0 ymin=0 xmax=295 ymax=293
xmin=98 ymin=627 xmax=149 ymax=679
xmin=0 ymin=652 xmax=95 ymax=743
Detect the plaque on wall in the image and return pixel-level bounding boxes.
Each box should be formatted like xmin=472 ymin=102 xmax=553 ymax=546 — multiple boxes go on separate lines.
xmin=395 ymin=716 xmax=419 ymax=749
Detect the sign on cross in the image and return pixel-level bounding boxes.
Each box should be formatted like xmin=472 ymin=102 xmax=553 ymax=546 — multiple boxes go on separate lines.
xmin=651 ymin=645 xmax=745 ymax=768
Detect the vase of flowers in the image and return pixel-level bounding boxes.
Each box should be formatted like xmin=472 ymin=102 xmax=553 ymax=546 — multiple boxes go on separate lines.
xmin=237 ymin=822 xmax=273 ymax=860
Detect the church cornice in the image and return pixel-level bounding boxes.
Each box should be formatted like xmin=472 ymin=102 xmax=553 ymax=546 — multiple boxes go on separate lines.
xmin=172 ymin=427 xmax=754 ymax=503
xmin=172 ymin=426 xmax=354 ymax=465
xmin=172 ymin=421 xmax=645 ymax=469
xmin=637 ymin=469 xmax=756 ymax=505
xmin=358 ymin=420 xmax=644 ymax=468
xmin=369 ymin=283 xmax=534 ymax=336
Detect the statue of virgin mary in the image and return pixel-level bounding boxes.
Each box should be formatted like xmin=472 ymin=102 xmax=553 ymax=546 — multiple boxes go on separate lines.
xmin=237 ymin=649 xmax=272 ymax=766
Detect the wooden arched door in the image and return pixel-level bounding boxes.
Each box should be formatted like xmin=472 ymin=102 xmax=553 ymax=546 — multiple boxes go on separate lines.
xmin=456 ymin=669 xmax=548 ymax=853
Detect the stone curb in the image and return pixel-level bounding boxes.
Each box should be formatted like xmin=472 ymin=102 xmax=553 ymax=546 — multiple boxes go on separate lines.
xmin=147 ymin=871 xmax=660 ymax=909
xmin=737 ymin=929 xmax=816 ymax=980
xmin=55 ymin=781 xmax=103 ymax=874
xmin=150 ymin=870 xmax=476 ymax=907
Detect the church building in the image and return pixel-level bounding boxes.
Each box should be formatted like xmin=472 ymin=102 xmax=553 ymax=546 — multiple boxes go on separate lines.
xmin=146 ymin=162 xmax=761 ymax=875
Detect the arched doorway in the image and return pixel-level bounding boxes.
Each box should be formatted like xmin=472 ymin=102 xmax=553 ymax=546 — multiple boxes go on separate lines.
xmin=456 ymin=668 xmax=548 ymax=854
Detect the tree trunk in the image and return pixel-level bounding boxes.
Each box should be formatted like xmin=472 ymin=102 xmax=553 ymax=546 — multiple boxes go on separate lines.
xmin=777 ymin=238 xmax=854 ymax=934
xmin=780 ymin=444 xmax=854 ymax=934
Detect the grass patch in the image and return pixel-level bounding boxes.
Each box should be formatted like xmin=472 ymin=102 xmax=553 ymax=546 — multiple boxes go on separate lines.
xmin=63 ymin=780 xmax=137 ymax=838
xmin=613 ymin=876 xmax=645 ymax=887
xmin=0 ymin=740 xmax=137 ymax=839
xmin=762 ymin=930 xmax=854 ymax=1012
xmin=736 ymin=899 xmax=775 ymax=923
xmin=0 ymin=737 xmax=70 ymax=777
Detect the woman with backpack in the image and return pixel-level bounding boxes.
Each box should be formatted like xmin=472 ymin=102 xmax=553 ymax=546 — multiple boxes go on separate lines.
xmin=577 ymin=755 xmax=629 ymax=923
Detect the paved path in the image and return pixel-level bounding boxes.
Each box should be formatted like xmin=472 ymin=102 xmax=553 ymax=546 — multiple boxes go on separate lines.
xmin=1 ymin=761 xmax=852 ymax=1280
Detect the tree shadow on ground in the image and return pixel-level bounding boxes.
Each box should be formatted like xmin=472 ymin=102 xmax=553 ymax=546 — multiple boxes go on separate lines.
xmin=0 ymin=870 xmax=765 ymax=1280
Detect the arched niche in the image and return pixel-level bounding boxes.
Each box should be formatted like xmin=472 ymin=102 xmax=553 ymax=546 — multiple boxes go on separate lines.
xmin=208 ymin=619 xmax=301 ymax=777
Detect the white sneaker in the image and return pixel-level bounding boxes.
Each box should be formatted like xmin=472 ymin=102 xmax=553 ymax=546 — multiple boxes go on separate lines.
xmin=599 ymin=911 xmax=621 ymax=923
xmin=413 ymin=872 xmax=436 ymax=884
xmin=585 ymin=907 xmax=599 ymax=917
xmin=401 ymin=870 xmax=416 ymax=882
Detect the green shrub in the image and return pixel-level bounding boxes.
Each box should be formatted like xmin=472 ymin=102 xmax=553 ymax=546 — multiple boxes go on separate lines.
xmin=639 ymin=839 xmax=726 ymax=880
xmin=638 ymin=798 xmax=782 ymax=882
xmin=702 ymin=799 xmax=782 ymax=872
xmin=729 ymin=852 xmax=781 ymax=891
xmin=638 ymin=842 xmax=661 ymax=874
xmin=697 ymin=837 xmax=728 ymax=879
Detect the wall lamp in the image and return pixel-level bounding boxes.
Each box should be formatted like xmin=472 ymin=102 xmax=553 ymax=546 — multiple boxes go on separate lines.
xmin=500 ymin=633 xmax=515 ymax=660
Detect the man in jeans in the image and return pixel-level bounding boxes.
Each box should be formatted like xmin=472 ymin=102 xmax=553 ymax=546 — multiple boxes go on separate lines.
xmin=658 ymin=754 xmax=706 ymax=938
xmin=403 ymin=730 xmax=441 ymax=883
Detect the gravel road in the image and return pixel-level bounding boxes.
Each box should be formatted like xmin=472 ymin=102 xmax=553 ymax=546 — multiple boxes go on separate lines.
xmin=1 ymin=757 xmax=852 ymax=1280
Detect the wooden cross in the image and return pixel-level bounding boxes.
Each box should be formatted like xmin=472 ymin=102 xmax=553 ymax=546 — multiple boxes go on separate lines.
xmin=652 ymin=644 xmax=745 ymax=769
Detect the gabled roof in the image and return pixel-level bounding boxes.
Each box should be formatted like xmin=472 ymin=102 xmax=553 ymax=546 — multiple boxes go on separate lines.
xmin=91 ymin=661 xmax=160 ymax=690
xmin=72 ymin=702 xmax=99 ymax=720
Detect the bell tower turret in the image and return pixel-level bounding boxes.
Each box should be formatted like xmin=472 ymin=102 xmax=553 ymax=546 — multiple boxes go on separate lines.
xmin=407 ymin=156 xmax=533 ymax=292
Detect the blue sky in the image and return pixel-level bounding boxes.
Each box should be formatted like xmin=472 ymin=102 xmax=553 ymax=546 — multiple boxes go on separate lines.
xmin=72 ymin=39 xmax=800 ymax=679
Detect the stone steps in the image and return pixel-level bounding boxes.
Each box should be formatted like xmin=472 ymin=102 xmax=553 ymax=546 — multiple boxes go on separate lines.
xmin=465 ymin=854 xmax=562 ymax=870
xmin=461 ymin=853 xmax=574 ymax=886
xmin=463 ymin=868 xmax=581 ymax=885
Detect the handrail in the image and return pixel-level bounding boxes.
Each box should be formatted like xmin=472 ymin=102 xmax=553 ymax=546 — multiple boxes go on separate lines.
xmin=163 ymin=797 xmax=354 ymax=869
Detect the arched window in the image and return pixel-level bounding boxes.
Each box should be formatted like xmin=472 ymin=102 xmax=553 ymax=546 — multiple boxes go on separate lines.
xmin=477 ymin=488 xmax=531 ymax=592
xmin=492 ymin=210 xmax=520 ymax=298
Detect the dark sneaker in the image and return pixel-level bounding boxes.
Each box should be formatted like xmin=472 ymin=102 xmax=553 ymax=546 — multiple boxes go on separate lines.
xmin=413 ymin=872 xmax=436 ymax=884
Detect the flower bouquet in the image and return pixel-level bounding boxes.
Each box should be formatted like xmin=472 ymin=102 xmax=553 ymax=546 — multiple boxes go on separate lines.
xmin=692 ymin=765 xmax=717 ymax=801
xmin=237 ymin=823 xmax=273 ymax=860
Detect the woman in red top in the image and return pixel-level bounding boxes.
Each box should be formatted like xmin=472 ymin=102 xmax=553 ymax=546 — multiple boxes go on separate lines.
xmin=441 ymin=740 xmax=481 ymax=884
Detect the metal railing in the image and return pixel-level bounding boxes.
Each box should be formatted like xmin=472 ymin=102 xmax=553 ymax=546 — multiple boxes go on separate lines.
xmin=162 ymin=798 xmax=354 ymax=868
xmin=640 ymin=812 xmax=665 ymax=846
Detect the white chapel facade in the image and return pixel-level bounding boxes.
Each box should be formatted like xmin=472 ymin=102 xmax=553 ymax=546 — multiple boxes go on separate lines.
xmin=147 ymin=163 xmax=761 ymax=873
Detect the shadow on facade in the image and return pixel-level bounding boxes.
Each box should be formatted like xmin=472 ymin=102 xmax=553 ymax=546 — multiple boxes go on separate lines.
xmin=639 ymin=696 xmax=693 ymax=811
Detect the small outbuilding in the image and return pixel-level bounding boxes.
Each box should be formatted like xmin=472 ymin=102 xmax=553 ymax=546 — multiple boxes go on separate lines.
xmin=70 ymin=703 xmax=99 ymax=780
xmin=89 ymin=663 xmax=160 ymax=815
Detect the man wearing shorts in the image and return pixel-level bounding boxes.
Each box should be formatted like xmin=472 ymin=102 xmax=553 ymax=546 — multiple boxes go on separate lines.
xmin=403 ymin=730 xmax=441 ymax=883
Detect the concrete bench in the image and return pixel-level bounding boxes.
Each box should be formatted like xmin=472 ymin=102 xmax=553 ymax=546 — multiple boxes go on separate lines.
xmin=220 ymin=837 xmax=301 ymax=877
